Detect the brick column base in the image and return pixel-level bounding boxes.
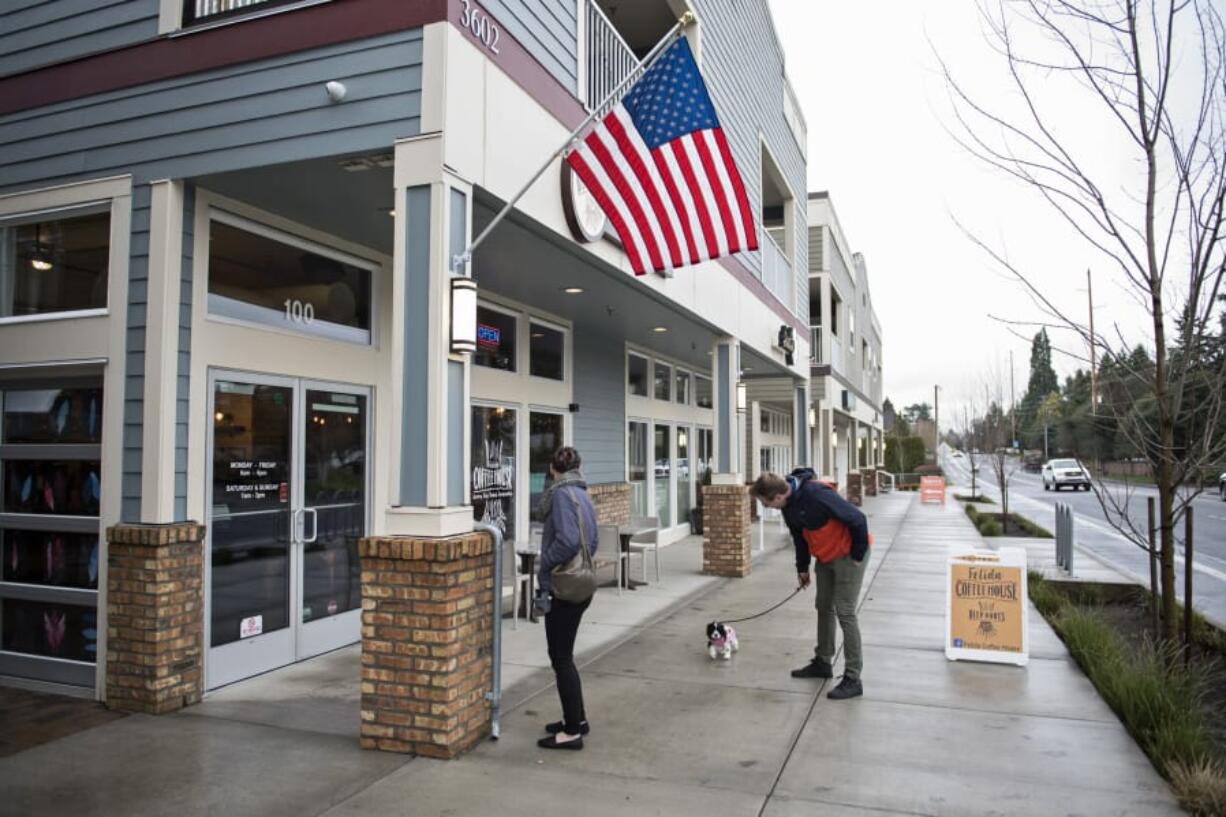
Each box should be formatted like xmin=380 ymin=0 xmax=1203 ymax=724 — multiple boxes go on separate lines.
xmin=359 ymin=532 xmax=495 ymax=758
xmin=589 ymin=482 xmax=631 ymax=527
xmin=105 ymin=522 xmax=206 ymax=714
xmin=847 ymin=472 xmax=863 ymax=506
xmin=863 ymin=468 xmax=878 ymax=497
xmin=702 ymin=484 xmax=751 ymax=577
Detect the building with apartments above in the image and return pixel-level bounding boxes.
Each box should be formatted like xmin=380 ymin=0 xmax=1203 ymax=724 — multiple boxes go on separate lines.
xmin=0 ymin=0 xmax=810 ymax=703
xmin=805 ymin=192 xmax=884 ymax=491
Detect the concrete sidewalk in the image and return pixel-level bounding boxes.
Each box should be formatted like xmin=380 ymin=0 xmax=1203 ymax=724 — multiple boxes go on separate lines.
xmin=0 ymin=492 xmax=1181 ymax=816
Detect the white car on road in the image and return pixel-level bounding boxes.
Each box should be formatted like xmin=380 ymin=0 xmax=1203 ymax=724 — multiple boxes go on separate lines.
xmin=1042 ymin=458 xmax=1092 ymax=491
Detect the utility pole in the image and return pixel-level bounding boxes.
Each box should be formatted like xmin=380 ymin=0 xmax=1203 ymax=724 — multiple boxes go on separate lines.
xmin=1010 ymin=349 xmax=1016 ymax=448
xmin=934 ymin=384 xmax=940 ymax=460
xmin=1087 ymin=268 xmax=1097 ymax=414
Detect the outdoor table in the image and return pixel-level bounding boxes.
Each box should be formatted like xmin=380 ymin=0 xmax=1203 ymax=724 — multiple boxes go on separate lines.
xmin=617 ymin=525 xmax=657 ymax=590
xmin=515 ymin=541 xmax=540 ymax=622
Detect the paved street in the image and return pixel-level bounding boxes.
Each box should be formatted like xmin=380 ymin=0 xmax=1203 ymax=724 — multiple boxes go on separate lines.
xmin=0 ymin=492 xmax=1180 ymax=816
xmin=941 ymin=446 xmax=1226 ymax=628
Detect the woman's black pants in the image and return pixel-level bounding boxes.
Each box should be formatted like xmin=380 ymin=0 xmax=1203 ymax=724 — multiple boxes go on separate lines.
xmin=545 ymin=595 xmax=592 ymax=733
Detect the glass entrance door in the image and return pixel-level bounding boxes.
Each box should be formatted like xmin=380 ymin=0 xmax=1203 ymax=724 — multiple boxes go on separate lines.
xmin=207 ymin=373 xmax=368 ymax=689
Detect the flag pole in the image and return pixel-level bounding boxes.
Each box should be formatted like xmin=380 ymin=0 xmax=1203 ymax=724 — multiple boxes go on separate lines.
xmin=451 ymin=10 xmax=696 ymax=273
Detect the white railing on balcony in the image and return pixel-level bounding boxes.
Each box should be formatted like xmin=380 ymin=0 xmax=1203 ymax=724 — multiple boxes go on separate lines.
xmin=586 ymin=0 xmax=638 ymax=115
xmin=186 ymin=0 xmax=279 ymax=23
xmin=809 ymin=325 xmax=822 ymax=364
xmin=830 ymin=335 xmax=843 ymax=374
xmin=760 ymin=232 xmax=793 ymax=311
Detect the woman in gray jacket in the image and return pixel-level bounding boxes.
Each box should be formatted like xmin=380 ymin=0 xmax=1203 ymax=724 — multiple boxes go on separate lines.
xmin=534 ymin=446 xmax=598 ymax=750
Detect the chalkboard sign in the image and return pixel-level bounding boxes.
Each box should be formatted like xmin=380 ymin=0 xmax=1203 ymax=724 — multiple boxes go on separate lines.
xmin=945 ymin=547 xmax=1029 ymax=666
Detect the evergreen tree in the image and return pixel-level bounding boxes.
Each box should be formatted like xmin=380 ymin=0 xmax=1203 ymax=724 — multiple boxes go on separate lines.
xmin=1019 ymin=329 xmax=1060 ymax=448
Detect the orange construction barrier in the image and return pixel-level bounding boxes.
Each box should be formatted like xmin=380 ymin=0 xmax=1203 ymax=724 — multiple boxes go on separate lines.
xmin=919 ymin=476 xmax=946 ymax=505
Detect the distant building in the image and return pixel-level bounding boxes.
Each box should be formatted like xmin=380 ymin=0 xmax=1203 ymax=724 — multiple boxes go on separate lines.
xmin=805 ymin=193 xmax=884 ymax=490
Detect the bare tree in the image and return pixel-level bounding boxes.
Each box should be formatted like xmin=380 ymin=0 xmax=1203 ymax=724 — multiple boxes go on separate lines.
xmin=982 ymin=372 xmax=1025 ymax=526
xmin=941 ymin=0 xmax=1226 ymax=641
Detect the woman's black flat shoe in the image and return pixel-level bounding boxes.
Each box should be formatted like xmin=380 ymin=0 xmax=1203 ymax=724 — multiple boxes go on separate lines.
xmin=545 ymin=720 xmax=590 ymax=735
xmin=537 ymin=735 xmax=584 ymax=750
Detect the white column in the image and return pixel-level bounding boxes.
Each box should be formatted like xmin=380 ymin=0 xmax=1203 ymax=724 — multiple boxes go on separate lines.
xmin=140 ymin=180 xmax=184 ymax=523
xmin=712 ymin=337 xmax=743 ymax=484
xmin=384 ymin=135 xmax=473 ymax=537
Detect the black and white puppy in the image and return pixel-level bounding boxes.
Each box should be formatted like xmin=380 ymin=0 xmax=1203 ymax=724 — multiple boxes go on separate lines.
xmin=706 ymin=621 xmax=739 ymax=660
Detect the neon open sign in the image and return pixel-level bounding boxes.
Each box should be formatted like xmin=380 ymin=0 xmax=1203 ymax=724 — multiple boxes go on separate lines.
xmin=477 ymin=324 xmax=501 ymax=347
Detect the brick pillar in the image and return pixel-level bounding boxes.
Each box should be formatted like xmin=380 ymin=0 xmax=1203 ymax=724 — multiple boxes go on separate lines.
xmin=702 ymin=484 xmax=751 ymax=577
xmin=863 ymin=468 xmax=878 ymax=497
xmin=847 ymin=472 xmax=863 ymax=506
xmin=359 ymin=531 xmax=494 ymax=758
xmin=589 ymin=482 xmax=630 ymax=527
xmin=105 ymin=522 xmax=206 ymax=714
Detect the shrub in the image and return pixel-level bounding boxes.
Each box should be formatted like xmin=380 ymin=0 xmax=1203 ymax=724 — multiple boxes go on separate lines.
xmin=978 ymin=517 xmax=1002 ymax=536
xmin=1168 ymin=759 xmax=1226 ymax=816
xmin=954 ymin=493 xmax=995 ymax=503
xmin=1027 ymin=572 xmax=1065 ymax=618
xmin=902 ymin=436 xmax=927 ymax=472
xmin=1056 ymin=606 xmax=1214 ymax=775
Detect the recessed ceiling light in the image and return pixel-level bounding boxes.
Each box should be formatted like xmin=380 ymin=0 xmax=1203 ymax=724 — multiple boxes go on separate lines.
xmin=387 ymin=209 xmax=396 ymax=217
xmin=562 ymin=287 xmax=583 ymax=294
xmin=653 ymin=326 xmax=668 ymax=333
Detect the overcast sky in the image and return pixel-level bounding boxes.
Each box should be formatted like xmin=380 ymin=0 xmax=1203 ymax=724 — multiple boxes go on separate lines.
xmin=767 ymin=1 xmax=1153 ymax=420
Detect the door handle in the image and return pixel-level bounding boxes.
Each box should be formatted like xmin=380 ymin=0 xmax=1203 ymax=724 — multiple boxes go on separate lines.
xmin=303 ymin=507 xmax=319 ymax=544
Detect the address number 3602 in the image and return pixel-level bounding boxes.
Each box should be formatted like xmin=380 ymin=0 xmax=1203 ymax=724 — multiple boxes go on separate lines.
xmin=459 ymin=0 xmax=501 ymax=54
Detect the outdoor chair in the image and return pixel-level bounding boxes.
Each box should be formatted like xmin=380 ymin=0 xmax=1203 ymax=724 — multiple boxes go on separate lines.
xmin=627 ymin=515 xmax=661 ymax=584
xmin=595 ymin=524 xmax=627 ymax=595
xmin=505 ymin=538 xmax=531 ymax=629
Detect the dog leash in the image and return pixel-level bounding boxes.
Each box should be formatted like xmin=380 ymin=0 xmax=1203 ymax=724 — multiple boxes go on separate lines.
xmin=719 ymin=586 xmax=804 ymax=625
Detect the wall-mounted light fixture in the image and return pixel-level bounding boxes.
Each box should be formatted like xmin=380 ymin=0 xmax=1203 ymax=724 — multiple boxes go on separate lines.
xmin=831 ymin=430 xmax=839 ymax=448
xmin=736 ymin=381 xmax=747 ymax=413
xmin=808 ymin=407 xmax=816 ymax=428
xmin=449 ymin=277 xmax=478 ymax=354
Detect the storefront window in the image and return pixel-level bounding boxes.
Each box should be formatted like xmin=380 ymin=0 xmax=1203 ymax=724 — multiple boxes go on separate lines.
xmin=695 ymin=375 xmax=713 ymax=409
xmin=628 ymin=421 xmax=648 ymax=516
xmin=0 ymin=380 xmax=103 ymax=684
xmin=628 ymin=354 xmax=648 ymax=396
xmin=0 ymin=208 xmax=110 ymax=320
xmin=207 ymin=217 xmax=373 ymax=344
xmin=474 ymin=307 xmax=517 ymax=372
xmin=653 ymin=362 xmax=671 ymax=401
xmin=675 ymin=371 xmax=690 ymax=405
xmin=472 ymin=406 xmax=517 ymax=540
xmin=528 ymin=412 xmax=564 ymax=536
xmin=529 ymin=322 xmax=564 ymax=381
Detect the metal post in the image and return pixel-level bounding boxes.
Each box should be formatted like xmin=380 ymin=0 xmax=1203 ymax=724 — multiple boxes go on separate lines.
xmin=1147 ymin=497 xmax=1159 ymax=636
xmin=1066 ymin=506 xmax=1074 ymax=576
xmin=1184 ymin=507 xmax=1193 ymax=663
xmin=474 ymin=522 xmax=504 ymax=740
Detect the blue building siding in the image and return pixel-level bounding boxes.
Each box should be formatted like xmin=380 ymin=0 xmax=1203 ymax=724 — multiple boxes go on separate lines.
xmin=0 ymin=0 xmax=159 ymax=77
xmin=122 ymin=183 xmax=151 ymax=523
xmin=693 ymin=0 xmax=807 ymax=323
xmin=174 ymin=183 xmax=194 ymax=521
xmin=484 ymin=0 xmax=577 ymax=94
xmin=572 ymin=330 xmax=624 ymax=485
xmin=0 ymin=29 xmax=423 ymax=192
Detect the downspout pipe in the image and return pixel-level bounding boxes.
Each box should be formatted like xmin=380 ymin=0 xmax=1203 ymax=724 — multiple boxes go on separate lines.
xmin=473 ymin=522 xmax=504 ymax=740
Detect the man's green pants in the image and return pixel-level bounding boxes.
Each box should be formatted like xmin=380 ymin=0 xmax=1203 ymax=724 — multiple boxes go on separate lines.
xmin=814 ymin=550 xmax=870 ymax=679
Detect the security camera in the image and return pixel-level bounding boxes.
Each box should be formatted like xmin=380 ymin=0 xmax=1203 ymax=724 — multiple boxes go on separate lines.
xmin=325 ymin=81 xmax=347 ymax=103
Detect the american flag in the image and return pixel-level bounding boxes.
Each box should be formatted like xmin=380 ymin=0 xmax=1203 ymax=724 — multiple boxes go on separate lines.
xmin=566 ymin=37 xmax=758 ymax=276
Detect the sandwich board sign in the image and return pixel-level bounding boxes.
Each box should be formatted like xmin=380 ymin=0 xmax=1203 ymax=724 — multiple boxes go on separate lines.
xmin=945 ymin=546 xmax=1029 ymax=666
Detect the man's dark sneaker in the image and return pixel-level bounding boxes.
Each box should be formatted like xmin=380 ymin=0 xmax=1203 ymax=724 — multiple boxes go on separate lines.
xmin=545 ymin=720 xmax=590 ymax=736
xmin=827 ymin=676 xmax=863 ymax=700
xmin=790 ymin=659 xmax=834 ymax=679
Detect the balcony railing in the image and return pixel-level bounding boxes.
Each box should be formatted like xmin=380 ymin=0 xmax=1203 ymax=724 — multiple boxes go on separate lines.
xmin=184 ymin=0 xmax=293 ymax=24
xmin=830 ymin=335 xmax=843 ymax=374
xmin=586 ymin=0 xmax=638 ymax=115
xmin=809 ymin=326 xmax=822 ymax=364
xmin=760 ymin=231 xmax=793 ymax=311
